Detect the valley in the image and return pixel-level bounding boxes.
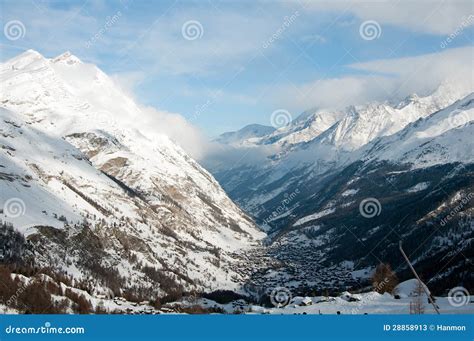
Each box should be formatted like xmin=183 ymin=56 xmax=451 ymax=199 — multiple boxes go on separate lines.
xmin=0 ymin=50 xmax=472 ymax=314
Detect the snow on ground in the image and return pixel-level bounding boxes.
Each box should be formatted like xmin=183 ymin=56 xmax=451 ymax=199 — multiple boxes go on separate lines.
xmin=406 ymin=182 xmax=430 ymax=193
xmin=0 ymin=50 xmax=266 ymax=292
xmin=171 ymin=291 xmax=474 ymax=315
xmin=341 ymin=189 xmax=359 ymax=197
xmin=3 ymin=275 xmax=473 ymax=315
xmin=393 ymin=279 xmax=430 ymax=298
xmin=0 ymin=304 xmax=20 ymax=314
xmin=351 ymin=267 xmax=373 ymax=280
xmin=262 ymin=294 xmax=473 ymax=315
xmin=293 ymin=208 xmax=335 ymax=226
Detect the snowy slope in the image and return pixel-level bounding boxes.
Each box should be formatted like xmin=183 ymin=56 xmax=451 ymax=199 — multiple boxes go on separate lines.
xmin=254 ymin=109 xmax=345 ymax=147
xmin=282 ymin=83 xmax=470 ymax=163
xmin=0 ymin=50 xmax=265 ymax=294
xmin=206 ymin=84 xmax=473 ymax=295
xmin=215 ymin=124 xmax=275 ymax=146
xmin=364 ymin=93 xmax=474 ymax=167
xmin=221 ymin=82 xmax=468 ymax=153
xmin=210 ymin=83 xmax=473 ymax=217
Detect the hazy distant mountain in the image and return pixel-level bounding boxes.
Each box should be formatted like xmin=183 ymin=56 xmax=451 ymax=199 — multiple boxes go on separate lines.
xmin=215 ymin=124 xmax=276 ymax=146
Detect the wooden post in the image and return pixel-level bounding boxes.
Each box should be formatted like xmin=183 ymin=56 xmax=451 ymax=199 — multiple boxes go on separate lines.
xmin=399 ymin=241 xmax=440 ymax=314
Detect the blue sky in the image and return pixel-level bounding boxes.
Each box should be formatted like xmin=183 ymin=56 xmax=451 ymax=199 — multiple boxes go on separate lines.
xmin=1 ymin=0 xmax=473 ymax=138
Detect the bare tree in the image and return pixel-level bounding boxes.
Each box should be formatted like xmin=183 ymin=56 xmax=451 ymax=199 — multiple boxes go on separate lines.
xmin=410 ymin=281 xmax=425 ymax=314
xmin=372 ymin=263 xmax=398 ymax=294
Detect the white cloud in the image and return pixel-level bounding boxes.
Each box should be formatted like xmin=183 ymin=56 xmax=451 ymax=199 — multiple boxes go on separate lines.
xmin=110 ymin=71 xmax=147 ymax=98
xmin=132 ymin=105 xmax=212 ymax=161
xmin=350 ymin=46 xmax=474 ymax=95
xmin=128 ymin=8 xmax=284 ymax=76
xmin=298 ymin=0 xmax=474 ymax=35
xmin=268 ymin=46 xmax=474 ymax=111
xmin=3 ymin=0 xmax=472 ymax=162
xmin=201 ymin=142 xmax=279 ymax=171
xmin=101 ymin=46 xmax=473 ymax=164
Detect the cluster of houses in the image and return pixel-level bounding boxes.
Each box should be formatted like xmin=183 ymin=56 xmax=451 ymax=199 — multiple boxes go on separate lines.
xmin=229 ymin=239 xmax=362 ymax=299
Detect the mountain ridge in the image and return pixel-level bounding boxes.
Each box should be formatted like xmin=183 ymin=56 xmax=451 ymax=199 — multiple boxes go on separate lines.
xmin=1 ymin=49 xmax=472 ymax=300
xmin=0 ymin=50 xmax=265 ymax=297
xmin=206 ymin=81 xmax=473 ymax=295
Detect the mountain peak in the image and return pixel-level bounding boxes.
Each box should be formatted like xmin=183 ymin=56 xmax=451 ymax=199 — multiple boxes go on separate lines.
xmin=52 ymin=51 xmax=82 ymax=65
xmin=1 ymin=48 xmax=265 ymax=295
xmin=215 ymin=124 xmax=276 ymax=145
xmin=396 ymin=93 xmax=420 ymax=109
xmin=5 ymin=49 xmax=45 ymax=67
xmin=23 ymin=49 xmax=43 ymax=57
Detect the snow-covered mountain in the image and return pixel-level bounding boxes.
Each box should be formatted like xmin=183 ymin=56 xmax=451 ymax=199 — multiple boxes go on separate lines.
xmin=207 ymin=84 xmax=471 ymax=219
xmin=210 ymin=83 xmax=472 ymax=213
xmin=364 ymin=93 xmax=474 ymax=166
xmin=215 ymin=124 xmax=275 ymax=146
xmin=1 ymin=49 xmax=472 ymax=302
xmin=0 ymin=50 xmax=264 ymax=297
xmin=207 ymin=84 xmax=473 ymax=294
